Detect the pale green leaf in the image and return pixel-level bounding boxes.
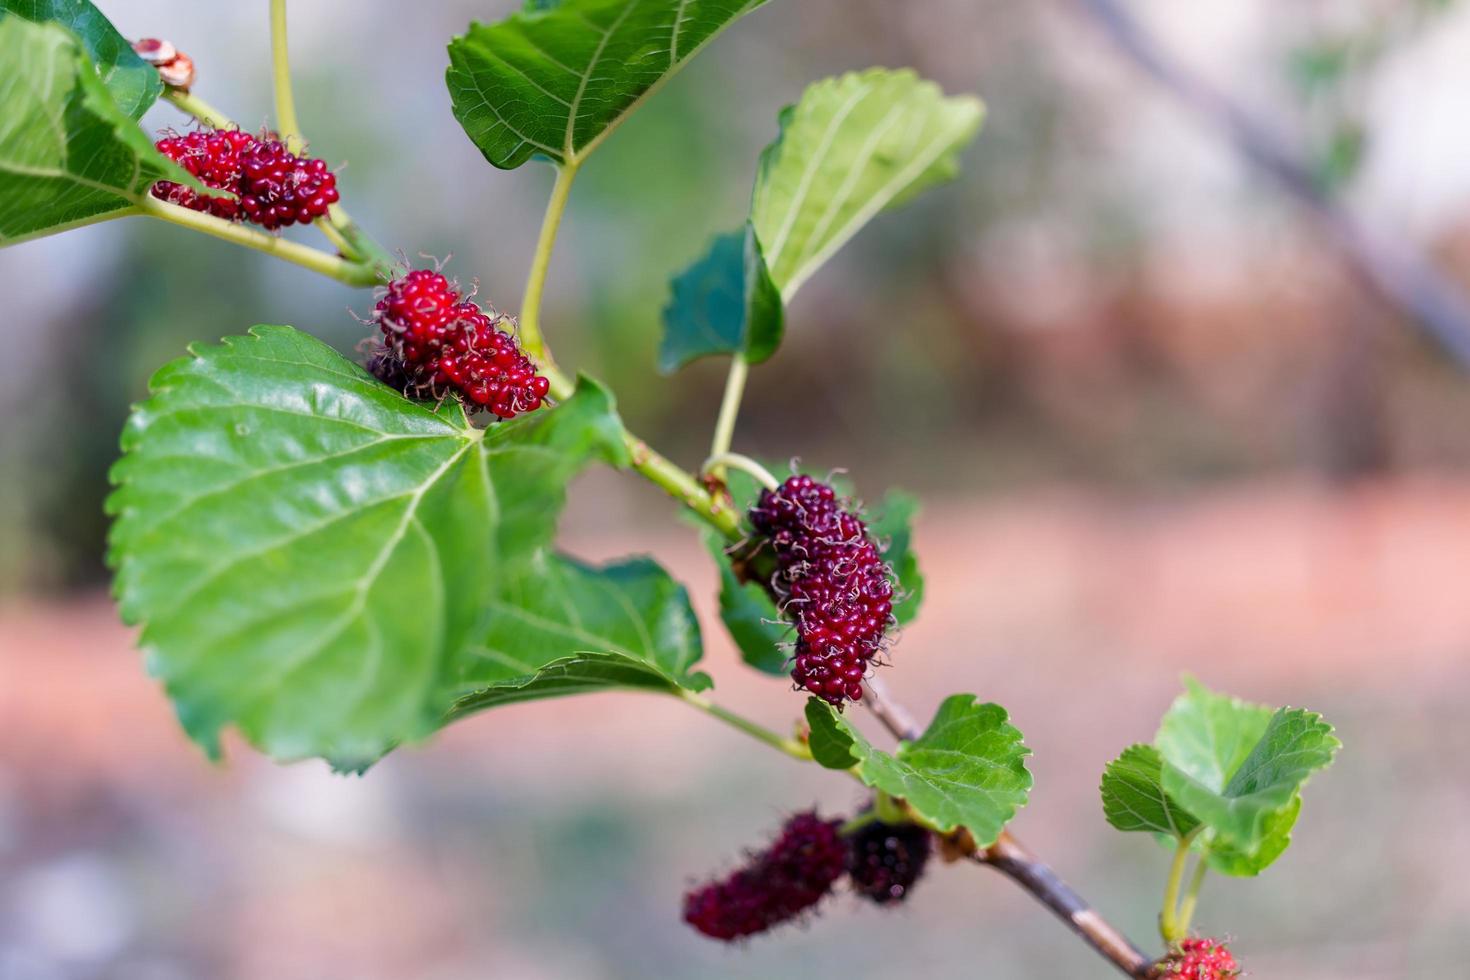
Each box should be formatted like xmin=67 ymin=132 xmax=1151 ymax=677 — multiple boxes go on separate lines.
xmin=807 ymin=695 xmax=1031 ymax=844
xmin=446 ymin=0 xmax=771 ymax=170
xmin=750 ymin=68 xmax=983 ymax=298
xmin=1204 ymin=793 xmax=1301 ymax=877
xmin=107 ymin=325 xmax=627 ymax=764
xmin=1100 ymin=743 xmax=1199 ymax=838
xmin=0 ymin=0 xmax=161 ymax=118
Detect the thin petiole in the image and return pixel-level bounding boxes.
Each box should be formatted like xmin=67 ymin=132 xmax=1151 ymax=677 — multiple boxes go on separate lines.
xmin=676 ymin=689 xmax=811 ymax=762
xmin=703 ymin=452 xmax=778 ymax=491
xmin=1159 ymin=829 xmax=1201 ymax=943
xmin=268 ymin=0 xmax=305 ymax=154
xmin=162 ymin=89 xmax=233 ymax=131
xmin=707 ymin=355 xmax=750 ymax=481
xmin=1174 ymin=855 xmax=1209 ymax=938
xmin=519 ymin=163 xmax=579 ymax=385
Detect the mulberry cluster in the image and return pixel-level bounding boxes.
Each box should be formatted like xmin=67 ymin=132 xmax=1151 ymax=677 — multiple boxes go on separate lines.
xmin=151 ymin=128 xmax=339 ymax=230
xmin=748 ymin=475 xmax=896 ymax=706
xmin=1157 ymin=938 xmax=1240 ymax=979
xmin=366 ymin=269 xmax=549 ymax=420
xmin=845 ymin=820 xmax=932 ymax=905
xmin=683 ymin=812 xmax=847 ymax=941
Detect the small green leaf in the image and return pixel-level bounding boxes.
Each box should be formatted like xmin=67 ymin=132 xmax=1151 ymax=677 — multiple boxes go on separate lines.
xmin=702 ymin=528 xmax=789 ymax=676
xmin=750 ymin=68 xmax=984 ymax=298
xmin=107 ymin=325 xmax=626 ymax=764
xmin=0 ymin=0 xmax=161 ymax=118
xmin=804 ymin=697 xmax=858 ymax=769
xmin=808 ymin=694 xmax=1031 ymax=844
xmin=1100 ymin=744 xmax=1199 ymax=838
xmin=0 ymin=17 xmax=186 ymax=245
xmin=446 ymin=0 xmax=771 ymax=170
xmin=658 ymin=222 xmax=783 ymax=371
xmin=1204 ymin=794 xmax=1301 ymax=877
xmin=448 ymin=552 xmax=709 ymax=718
xmin=868 ymin=489 xmax=923 ymax=625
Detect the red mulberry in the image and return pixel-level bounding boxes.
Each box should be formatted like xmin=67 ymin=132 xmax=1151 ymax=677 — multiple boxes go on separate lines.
xmin=748 ymin=475 xmax=896 ymax=706
xmin=152 ymin=129 xmax=255 ymax=220
xmin=1157 ymin=938 xmax=1240 ymax=979
xmin=367 ymin=270 xmax=548 ymax=421
xmin=151 ymin=128 xmax=338 ymax=230
xmin=845 ymin=820 xmax=931 ymax=905
xmin=683 ymin=811 xmax=846 ymax=941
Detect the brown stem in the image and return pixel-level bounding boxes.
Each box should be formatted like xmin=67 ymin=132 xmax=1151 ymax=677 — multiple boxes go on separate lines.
xmin=862 ymin=676 xmax=1156 ymax=978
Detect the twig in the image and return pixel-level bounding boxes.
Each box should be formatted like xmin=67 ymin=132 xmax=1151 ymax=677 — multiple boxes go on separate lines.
xmin=862 ymin=676 xmax=1155 ymax=978
xmin=1075 ymin=0 xmax=1470 ymax=369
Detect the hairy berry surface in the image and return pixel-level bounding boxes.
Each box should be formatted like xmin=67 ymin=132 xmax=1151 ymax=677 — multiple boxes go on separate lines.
xmin=152 ymin=129 xmax=255 ymax=220
xmin=845 ymin=820 xmax=932 ymax=904
xmin=152 ymin=129 xmax=338 ymax=230
xmin=748 ymin=475 xmax=896 ymax=705
xmin=683 ymin=811 xmax=846 ymax=941
xmin=368 ymin=270 xmax=548 ymax=420
xmin=1158 ymin=938 xmax=1240 ymax=979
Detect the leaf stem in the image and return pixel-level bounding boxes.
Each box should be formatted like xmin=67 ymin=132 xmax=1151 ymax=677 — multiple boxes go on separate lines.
xmin=676 ymin=689 xmax=811 ymax=762
xmin=162 ymin=88 xmax=233 ymax=130
xmin=707 ymin=355 xmax=750 ymax=481
xmin=138 ymin=196 xmax=380 ymax=286
xmin=269 ymin=0 xmax=305 ymax=154
xmin=702 ymin=452 xmax=777 ymax=491
xmin=626 ymin=435 xmax=742 ymax=538
xmin=1174 ymin=856 xmax=1209 ymax=938
xmin=521 ymin=163 xmax=579 ymax=373
xmin=1160 ymin=830 xmax=1201 ymax=943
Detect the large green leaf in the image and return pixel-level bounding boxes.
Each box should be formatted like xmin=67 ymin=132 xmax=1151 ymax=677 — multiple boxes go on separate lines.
xmin=0 ymin=17 xmax=182 ymax=245
xmin=447 ymin=552 xmax=709 ymax=717
xmin=0 ymin=0 xmax=161 ymax=117
xmin=806 ymin=695 xmax=1031 ymax=845
xmin=447 ymin=0 xmax=771 ymax=170
xmin=107 ymin=325 xmax=627 ymax=765
xmin=1100 ymin=743 xmax=1199 ymax=838
xmin=658 ymin=223 xmax=783 ymax=372
xmin=660 ymin=68 xmax=982 ymax=367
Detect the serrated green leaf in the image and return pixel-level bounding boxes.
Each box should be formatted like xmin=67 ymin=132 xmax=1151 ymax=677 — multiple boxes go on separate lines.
xmin=658 ymin=222 xmax=783 ymax=371
xmin=868 ymin=489 xmax=923 ymax=625
xmin=0 ymin=17 xmax=185 ymax=245
xmin=750 ymin=68 xmax=983 ymax=298
xmin=804 ymin=697 xmax=857 ymax=769
xmin=1156 ymin=677 xmax=1275 ymax=794
xmin=0 ymin=0 xmax=161 ymax=118
xmin=807 ymin=694 xmax=1031 ymax=844
xmin=107 ymin=325 xmax=627 ymax=764
xmin=1204 ymin=794 xmax=1301 ymax=877
xmin=446 ymin=0 xmax=771 ymax=170
xmin=1100 ymin=744 xmax=1199 ymax=838
xmin=702 ymin=528 xmax=789 ymax=676
xmin=447 ymin=551 xmax=710 ymax=719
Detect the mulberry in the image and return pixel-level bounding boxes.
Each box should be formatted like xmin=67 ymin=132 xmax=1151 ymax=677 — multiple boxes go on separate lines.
xmin=845 ymin=820 xmax=931 ymax=905
xmin=151 ymin=128 xmax=338 ymax=230
xmin=1157 ymin=938 xmax=1240 ymax=979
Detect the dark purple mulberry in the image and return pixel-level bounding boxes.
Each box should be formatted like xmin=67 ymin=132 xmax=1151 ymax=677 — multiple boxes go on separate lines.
xmin=748 ymin=474 xmax=896 ymax=706
xmin=683 ymin=811 xmax=846 ymax=941
xmin=845 ymin=820 xmax=932 ymax=905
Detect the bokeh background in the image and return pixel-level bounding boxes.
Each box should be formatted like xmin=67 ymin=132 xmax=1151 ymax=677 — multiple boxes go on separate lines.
xmin=4 ymin=0 xmax=1470 ymax=977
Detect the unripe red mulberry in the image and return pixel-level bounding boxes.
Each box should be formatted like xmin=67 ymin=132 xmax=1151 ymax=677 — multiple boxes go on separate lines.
xmin=151 ymin=128 xmax=338 ymax=230
xmin=367 ymin=270 xmax=548 ymax=421
xmin=748 ymin=475 xmax=896 ymax=706
xmin=1156 ymin=938 xmax=1240 ymax=979
xmin=845 ymin=820 xmax=931 ymax=905
xmin=683 ymin=811 xmax=846 ymax=941
xmin=152 ymin=129 xmax=255 ymax=220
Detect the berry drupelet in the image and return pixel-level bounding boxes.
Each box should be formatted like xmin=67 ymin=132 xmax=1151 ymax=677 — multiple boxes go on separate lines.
xmin=367 ymin=270 xmax=549 ymax=421
xmin=1157 ymin=938 xmax=1240 ymax=979
xmin=683 ymin=811 xmax=847 ymax=941
xmin=845 ymin=820 xmax=932 ymax=905
xmin=748 ymin=474 xmax=896 ymax=706
xmin=151 ymin=128 xmax=339 ymax=230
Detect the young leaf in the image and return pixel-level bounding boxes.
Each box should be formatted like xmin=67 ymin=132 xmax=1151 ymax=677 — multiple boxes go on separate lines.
xmin=806 ymin=695 xmax=1032 ymax=845
xmin=702 ymin=529 xmax=790 ymax=676
xmin=868 ymin=489 xmax=924 ymax=625
xmin=1100 ymin=744 xmax=1199 ymax=838
xmin=658 ymin=223 xmax=783 ymax=371
xmin=107 ymin=325 xmax=627 ymax=765
xmin=1204 ymin=794 xmax=1301 ymax=877
xmin=660 ymin=68 xmax=982 ymax=368
xmin=447 ymin=552 xmax=709 ymax=718
xmin=0 ymin=17 xmax=184 ymax=244
xmin=0 ymin=0 xmax=162 ymax=118
xmin=446 ymin=0 xmax=772 ymax=170
xmin=750 ymin=68 xmax=984 ymax=297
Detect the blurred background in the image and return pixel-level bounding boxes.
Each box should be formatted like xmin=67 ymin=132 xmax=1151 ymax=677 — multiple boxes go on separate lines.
xmin=3 ymin=0 xmax=1470 ymax=977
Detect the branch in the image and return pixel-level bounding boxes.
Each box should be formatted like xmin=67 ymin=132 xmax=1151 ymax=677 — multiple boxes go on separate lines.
xmin=1074 ymin=0 xmax=1470 ymax=369
xmin=862 ymin=676 xmax=1155 ymax=978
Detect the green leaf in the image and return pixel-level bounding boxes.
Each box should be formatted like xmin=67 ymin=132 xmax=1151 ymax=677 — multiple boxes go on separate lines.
xmin=0 ymin=17 xmax=183 ymax=245
xmin=868 ymin=489 xmax=923 ymax=625
xmin=702 ymin=528 xmax=789 ymax=676
xmin=446 ymin=0 xmax=771 ymax=170
xmin=107 ymin=325 xmax=627 ymax=764
xmin=807 ymin=694 xmax=1031 ymax=844
xmin=0 ymin=0 xmax=161 ymax=118
xmin=658 ymin=222 xmax=783 ymax=371
xmin=448 ymin=551 xmax=710 ymax=718
xmin=1100 ymin=744 xmax=1199 ymax=838
xmin=1204 ymin=794 xmax=1301 ymax=877
xmin=749 ymin=68 xmax=984 ymax=298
